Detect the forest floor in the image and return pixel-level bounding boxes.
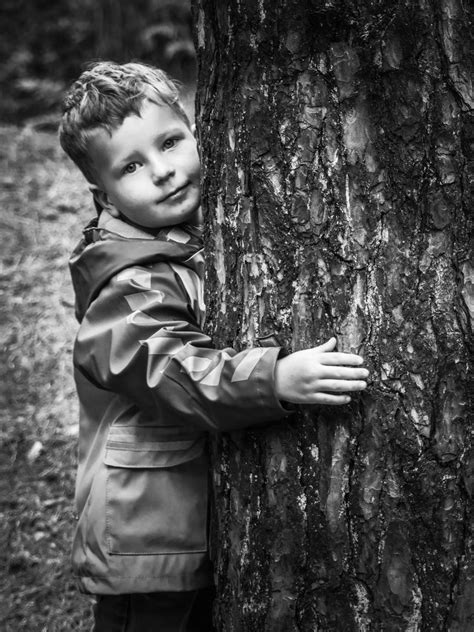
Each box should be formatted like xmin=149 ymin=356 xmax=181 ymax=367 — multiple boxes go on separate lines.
xmin=1 ymin=123 xmax=94 ymax=631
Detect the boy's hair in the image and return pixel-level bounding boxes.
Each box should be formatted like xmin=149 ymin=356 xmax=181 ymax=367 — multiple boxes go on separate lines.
xmin=59 ymin=61 xmax=190 ymax=185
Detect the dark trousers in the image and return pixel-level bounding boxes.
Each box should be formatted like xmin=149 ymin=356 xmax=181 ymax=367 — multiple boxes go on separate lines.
xmin=92 ymin=587 xmax=215 ymax=632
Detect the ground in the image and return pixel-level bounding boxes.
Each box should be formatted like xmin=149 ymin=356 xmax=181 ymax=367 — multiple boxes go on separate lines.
xmin=1 ymin=124 xmax=94 ymax=631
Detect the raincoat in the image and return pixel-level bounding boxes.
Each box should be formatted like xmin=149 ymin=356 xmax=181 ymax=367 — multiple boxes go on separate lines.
xmin=69 ymin=210 xmax=289 ymax=595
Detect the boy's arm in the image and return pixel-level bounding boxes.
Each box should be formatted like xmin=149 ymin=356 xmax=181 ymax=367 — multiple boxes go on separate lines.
xmin=75 ymin=261 xmax=289 ymax=432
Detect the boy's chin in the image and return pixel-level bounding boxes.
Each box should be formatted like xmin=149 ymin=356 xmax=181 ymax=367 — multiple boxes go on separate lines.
xmin=114 ymin=204 xmax=202 ymax=230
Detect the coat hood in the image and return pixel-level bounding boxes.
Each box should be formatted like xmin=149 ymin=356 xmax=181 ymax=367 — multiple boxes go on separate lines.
xmin=69 ymin=212 xmax=203 ymax=322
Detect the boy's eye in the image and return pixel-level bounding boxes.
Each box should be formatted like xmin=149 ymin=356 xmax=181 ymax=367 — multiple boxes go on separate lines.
xmin=163 ymin=138 xmax=178 ymax=150
xmin=123 ymin=162 xmax=138 ymax=174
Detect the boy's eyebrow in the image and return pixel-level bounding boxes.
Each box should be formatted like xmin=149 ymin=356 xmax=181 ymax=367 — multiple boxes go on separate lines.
xmin=152 ymin=127 xmax=186 ymax=142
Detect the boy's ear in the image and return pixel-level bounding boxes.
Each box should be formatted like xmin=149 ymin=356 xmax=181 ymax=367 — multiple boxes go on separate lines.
xmin=89 ymin=185 xmax=120 ymax=217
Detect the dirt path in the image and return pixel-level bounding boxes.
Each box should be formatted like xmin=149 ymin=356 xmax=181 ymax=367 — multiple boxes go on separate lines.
xmin=1 ymin=124 xmax=94 ymax=631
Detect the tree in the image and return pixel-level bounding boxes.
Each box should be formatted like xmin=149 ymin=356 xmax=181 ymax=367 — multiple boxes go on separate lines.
xmin=192 ymin=0 xmax=473 ymax=630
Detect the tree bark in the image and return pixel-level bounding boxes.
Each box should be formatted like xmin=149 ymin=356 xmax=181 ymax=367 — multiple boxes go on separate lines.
xmin=192 ymin=1 xmax=473 ymax=630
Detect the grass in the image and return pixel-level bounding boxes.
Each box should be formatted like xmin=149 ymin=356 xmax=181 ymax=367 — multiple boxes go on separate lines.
xmin=0 ymin=123 xmax=95 ymax=631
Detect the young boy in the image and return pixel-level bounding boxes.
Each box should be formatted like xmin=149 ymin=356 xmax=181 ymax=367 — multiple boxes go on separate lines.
xmin=59 ymin=61 xmax=369 ymax=631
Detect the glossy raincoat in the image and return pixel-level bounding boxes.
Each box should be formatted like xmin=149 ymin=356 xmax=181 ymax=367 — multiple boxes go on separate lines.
xmin=69 ymin=211 xmax=289 ymax=595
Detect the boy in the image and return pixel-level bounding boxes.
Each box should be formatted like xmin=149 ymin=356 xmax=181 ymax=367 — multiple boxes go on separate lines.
xmin=59 ymin=61 xmax=369 ymax=631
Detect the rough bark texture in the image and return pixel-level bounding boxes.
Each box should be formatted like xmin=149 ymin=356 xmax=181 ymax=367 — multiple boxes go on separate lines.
xmin=192 ymin=1 xmax=473 ymax=630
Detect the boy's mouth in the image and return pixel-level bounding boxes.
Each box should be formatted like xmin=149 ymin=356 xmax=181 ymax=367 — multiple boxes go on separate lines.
xmin=159 ymin=183 xmax=188 ymax=203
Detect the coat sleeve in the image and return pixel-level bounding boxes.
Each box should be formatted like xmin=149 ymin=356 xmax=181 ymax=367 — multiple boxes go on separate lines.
xmin=74 ymin=261 xmax=291 ymax=432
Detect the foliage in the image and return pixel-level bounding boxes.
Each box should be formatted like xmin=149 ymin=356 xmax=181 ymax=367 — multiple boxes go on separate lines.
xmin=0 ymin=0 xmax=195 ymax=122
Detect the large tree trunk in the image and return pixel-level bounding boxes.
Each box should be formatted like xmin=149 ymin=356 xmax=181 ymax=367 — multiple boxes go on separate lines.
xmin=192 ymin=1 xmax=473 ymax=630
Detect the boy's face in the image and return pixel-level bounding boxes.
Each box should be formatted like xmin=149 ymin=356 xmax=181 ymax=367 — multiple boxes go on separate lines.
xmin=88 ymin=100 xmax=201 ymax=228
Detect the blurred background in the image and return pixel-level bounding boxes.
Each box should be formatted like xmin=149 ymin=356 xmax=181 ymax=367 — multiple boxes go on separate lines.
xmin=0 ymin=0 xmax=196 ymax=123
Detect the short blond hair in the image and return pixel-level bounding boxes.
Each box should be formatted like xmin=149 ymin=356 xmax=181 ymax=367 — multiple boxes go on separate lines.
xmin=59 ymin=61 xmax=190 ymax=184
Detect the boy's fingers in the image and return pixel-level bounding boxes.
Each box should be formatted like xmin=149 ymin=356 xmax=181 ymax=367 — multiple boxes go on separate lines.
xmin=311 ymin=393 xmax=352 ymax=405
xmin=315 ymin=337 xmax=337 ymax=352
xmin=319 ymin=352 xmax=365 ymax=366
xmin=316 ymin=379 xmax=367 ymax=392
xmin=319 ymin=366 xmax=369 ymax=380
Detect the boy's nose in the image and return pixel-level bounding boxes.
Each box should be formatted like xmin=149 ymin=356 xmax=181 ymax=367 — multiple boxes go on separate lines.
xmin=150 ymin=158 xmax=175 ymax=184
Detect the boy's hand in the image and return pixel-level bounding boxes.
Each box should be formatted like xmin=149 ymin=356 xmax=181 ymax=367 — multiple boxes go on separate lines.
xmin=275 ymin=337 xmax=369 ymax=405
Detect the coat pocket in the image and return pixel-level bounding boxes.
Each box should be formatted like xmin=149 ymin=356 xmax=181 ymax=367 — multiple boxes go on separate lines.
xmin=104 ymin=426 xmax=208 ymax=555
